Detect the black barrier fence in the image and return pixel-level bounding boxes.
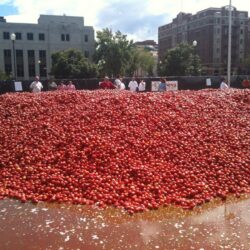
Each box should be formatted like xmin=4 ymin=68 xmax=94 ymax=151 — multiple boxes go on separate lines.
xmin=0 ymin=75 xmax=249 ymax=95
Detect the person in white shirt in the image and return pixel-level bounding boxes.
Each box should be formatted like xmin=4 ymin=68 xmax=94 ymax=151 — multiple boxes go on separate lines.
xmin=119 ymin=81 xmax=126 ymax=90
xmin=114 ymin=75 xmax=122 ymax=89
xmin=128 ymin=77 xmax=138 ymax=92
xmin=48 ymin=80 xmax=57 ymax=91
xmin=114 ymin=75 xmax=126 ymax=90
xmin=220 ymin=78 xmax=229 ymax=90
xmin=138 ymin=79 xmax=146 ymax=92
xmin=30 ymin=76 xmax=43 ymax=93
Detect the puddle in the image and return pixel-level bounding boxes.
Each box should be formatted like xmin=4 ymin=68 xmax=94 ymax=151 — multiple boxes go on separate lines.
xmin=0 ymin=196 xmax=249 ymax=250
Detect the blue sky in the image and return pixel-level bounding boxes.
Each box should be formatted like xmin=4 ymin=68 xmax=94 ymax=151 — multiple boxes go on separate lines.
xmin=0 ymin=2 xmax=17 ymax=15
xmin=0 ymin=0 xmax=249 ymax=42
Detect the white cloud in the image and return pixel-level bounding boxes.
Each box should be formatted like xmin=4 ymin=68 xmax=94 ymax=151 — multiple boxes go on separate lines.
xmin=4 ymin=0 xmax=106 ymax=26
xmin=2 ymin=0 xmax=250 ymax=42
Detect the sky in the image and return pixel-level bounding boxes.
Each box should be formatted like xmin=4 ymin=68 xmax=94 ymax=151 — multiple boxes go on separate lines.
xmin=0 ymin=0 xmax=250 ymax=42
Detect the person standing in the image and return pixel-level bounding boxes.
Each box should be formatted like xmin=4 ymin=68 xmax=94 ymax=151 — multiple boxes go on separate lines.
xmin=119 ymin=81 xmax=126 ymax=90
xmin=220 ymin=78 xmax=229 ymax=90
xmin=57 ymin=81 xmax=67 ymax=91
xmin=99 ymin=76 xmax=116 ymax=89
xmin=138 ymin=79 xmax=146 ymax=92
xmin=158 ymin=78 xmax=167 ymax=92
xmin=114 ymin=75 xmax=122 ymax=89
xmin=128 ymin=77 xmax=138 ymax=92
xmin=30 ymin=76 xmax=43 ymax=93
xmin=48 ymin=80 xmax=57 ymax=91
xmin=115 ymin=76 xmax=126 ymax=90
xmin=67 ymin=81 xmax=76 ymax=90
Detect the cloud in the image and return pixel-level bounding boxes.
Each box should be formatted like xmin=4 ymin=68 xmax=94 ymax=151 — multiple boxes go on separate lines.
xmin=3 ymin=0 xmax=106 ymax=26
xmin=96 ymin=0 xmax=169 ymax=41
xmin=1 ymin=0 xmax=250 ymax=42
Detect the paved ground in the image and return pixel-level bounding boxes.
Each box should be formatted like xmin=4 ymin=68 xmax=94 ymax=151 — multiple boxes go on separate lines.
xmin=0 ymin=195 xmax=249 ymax=250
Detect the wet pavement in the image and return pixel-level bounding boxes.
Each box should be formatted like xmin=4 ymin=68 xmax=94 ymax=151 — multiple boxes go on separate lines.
xmin=0 ymin=196 xmax=249 ymax=250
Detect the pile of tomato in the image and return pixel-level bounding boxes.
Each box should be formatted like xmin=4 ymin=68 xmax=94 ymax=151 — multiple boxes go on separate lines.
xmin=0 ymin=89 xmax=249 ymax=213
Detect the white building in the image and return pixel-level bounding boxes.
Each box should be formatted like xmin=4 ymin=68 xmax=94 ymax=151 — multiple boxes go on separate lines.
xmin=0 ymin=15 xmax=95 ymax=80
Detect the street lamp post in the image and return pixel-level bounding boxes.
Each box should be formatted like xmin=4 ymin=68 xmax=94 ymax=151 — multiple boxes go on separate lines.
xmin=38 ymin=60 xmax=41 ymax=76
xmin=192 ymin=40 xmax=198 ymax=75
xmin=10 ymin=33 xmax=16 ymax=80
xmin=227 ymin=0 xmax=232 ymax=87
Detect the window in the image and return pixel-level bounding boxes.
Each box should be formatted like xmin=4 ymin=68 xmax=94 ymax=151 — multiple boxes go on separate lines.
xmin=3 ymin=32 xmax=10 ymax=40
xmin=27 ymin=33 xmax=33 ymax=40
xmin=39 ymin=33 xmax=45 ymax=41
xmin=4 ymin=49 xmax=12 ymax=75
xmin=39 ymin=50 xmax=46 ymax=58
xmin=28 ymin=50 xmax=35 ymax=77
xmin=84 ymin=50 xmax=89 ymax=58
xmin=84 ymin=35 xmax=88 ymax=42
xmin=16 ymin=50 xmax=24 ymax=77
xmin=61 ymin=34 xmax=70 ymax=41
xmin=15 ymin=32 xmax=22 ymax=40
xmin=5 ymin=64 xmax=12 ymax=75
xmin=28 ymin=50 xmax=35 ymax=57
xmin=16 ymin=50 xmax=23 ymax=57
xmin=4 ymin=50 xmax=11 ymax=57
xmin=39 ymin=50 xmax=47 ymax=77
xmin=240 ymin=29 xmax=243 ymax=35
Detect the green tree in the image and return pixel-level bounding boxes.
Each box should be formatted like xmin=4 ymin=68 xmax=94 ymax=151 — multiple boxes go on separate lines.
xmin=126 ymin=48 xmax=155 ymax=76
xmin=125 ymin=48 xmax=140 ymax=76
xmin=94 ymin=28 xmax=134 ymax=76
xmin=138 ymin=49 xmax=155 ymax=76
xmin=0 ymin=69 xmax=10 ymax=80
xmin=50 ymin=49 xmax=97 ymax=79
xmin=243 ymin=56 xmax=250 ymax=74
xmin=160 ymin=43 xmax=202 ymax=76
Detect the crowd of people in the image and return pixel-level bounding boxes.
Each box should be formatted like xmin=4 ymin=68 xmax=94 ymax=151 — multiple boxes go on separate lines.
xmin=29 ymin=75 xmax=249 ymax=94
xmin=99 ymin=75 xmax=146 ymax=92
xmin=55 ymin=80 xmax=76 ymax=91
xmin=29 ymin=77 xmax=77 ymax=93
xmin=29 ymin=75 xmax=147 ymax=93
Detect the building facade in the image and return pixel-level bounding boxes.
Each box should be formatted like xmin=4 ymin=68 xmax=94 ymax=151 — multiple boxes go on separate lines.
xmin=0 ymin=15 xmax=95 ymax=80
xmin=158 ymin=6 xmax=250 ymax=75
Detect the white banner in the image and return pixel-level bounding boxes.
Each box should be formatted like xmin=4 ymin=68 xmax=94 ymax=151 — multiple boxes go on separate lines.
xmin=206 ymin=78 xmax=212 ymax=86
xmin=14 ymin=81 xmax=23 ymax=91
xmin=151 ymin=81 xmax=161 ymax=91
xmin=166 ymin=81 xmax=178 ymax=91
xmin=151 ymin=81 xmax=178 ymax=91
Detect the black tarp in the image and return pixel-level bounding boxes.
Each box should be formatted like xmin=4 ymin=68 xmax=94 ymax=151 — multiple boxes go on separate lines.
xmin=0 ymin=75 xmax=249 ymax=95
